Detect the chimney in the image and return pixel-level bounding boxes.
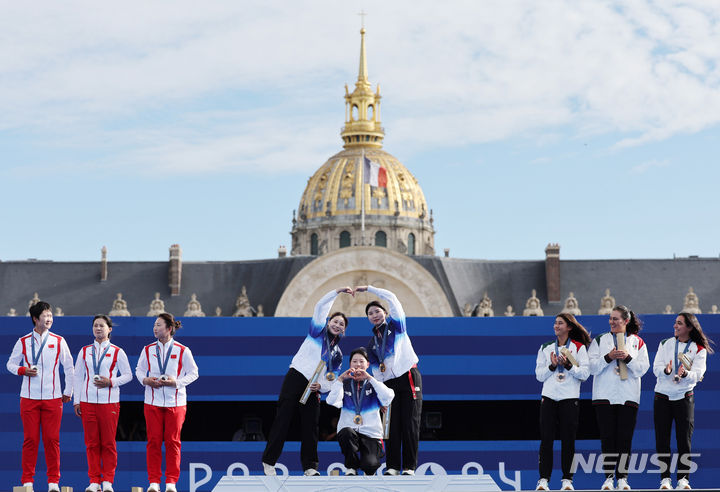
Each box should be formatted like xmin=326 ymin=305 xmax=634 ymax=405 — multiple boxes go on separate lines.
xmin=545 ymin=243 xmax=561 ymax=303
xmin=278 ymin=245 xmax=287 ymax=258
xmin=169 ymin=244 xmax=182 ymax=296
xmin=444 ymin=248 xmax=450 ymax=258
xmin=100 ymin=246 xmax=108 ymax=282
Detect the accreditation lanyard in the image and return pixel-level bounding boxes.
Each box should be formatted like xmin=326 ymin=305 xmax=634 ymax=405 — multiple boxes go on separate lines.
xmin=612 ymin=333 xmax=623 ymax=369
xmin=92 ymin=343 xmax=112 ymax=377
xmin=555 ymin=337 xmax=571 ymax=373
xmin=351 ymin=380 xmax=368 ymax=418
xmin=322 ymin=331 xmax=335 ymax=373
xmin=156 ymin=340 xmax=174 ymax=376
xmin=674 ymin=338 xmax=691 ymax=373
xmin=31 ymin=332 xmax=49 ymax=367
xmin=372 ymin=323 xmax=389 ymax=364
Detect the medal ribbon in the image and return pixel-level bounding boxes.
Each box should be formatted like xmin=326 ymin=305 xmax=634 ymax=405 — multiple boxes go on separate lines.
xmin=351 ymin=380 xmax=368 ymax=418
xmin=156 ymin=340 xmax=174 ymax=376
xmin=674 ymin=337 xmax=691 ymax=374
xmin=612 ymin=333 xmax=621 ymax=371
xmin=555 ymin=337 xmax=571 ymax=373
xmin=373 ymin=323 xmax=389 ymax=366
xmin=92 ymin=343 xmax=112 ymax=376
xmin=31 ymin=332 xmax=49 ymax=367
xmin=322 ymin=330 xmax=334 ymax=373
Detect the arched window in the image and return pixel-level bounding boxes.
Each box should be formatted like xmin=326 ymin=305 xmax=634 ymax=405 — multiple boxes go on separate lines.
xmin=310 ymin=233 xmax=319 ymax=256
xmin=408 ymin=233 xmax=416 ymax=255
xmin=352 ymin=105 xmax=359 ymax=121
xmin=340 ymin=231 xmax=351 ymax=248
xmin=368 ymin=104 xmax=374 ymax=119
xmin=375 ymin=230 xmax=387 ymax=248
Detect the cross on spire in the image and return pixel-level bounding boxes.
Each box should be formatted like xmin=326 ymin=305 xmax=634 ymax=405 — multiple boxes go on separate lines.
xmin=358 ymin=10 xmax=367 ymax=29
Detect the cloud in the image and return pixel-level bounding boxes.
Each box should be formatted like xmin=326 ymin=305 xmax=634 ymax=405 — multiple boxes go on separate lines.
xmin=2 ymin=1 xmax=720 ymax=175
xmin=630 ymin=158 xmax=670 ymax=174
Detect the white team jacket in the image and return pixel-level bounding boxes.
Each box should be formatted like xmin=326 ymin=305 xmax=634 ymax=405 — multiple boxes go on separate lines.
xmin=589 ymin=332 xmax=650 ymax=405
xmin=73 ymin=340 xmax=132 ymax=405
xmin=653 ymin=337 xmax=707 ymax=401
xmin=535 ymin=338 xmax=590 ymax=401
xmin=135 ymin=338 xmax=199 ymax=407
xmin=6 ymin=330 xmax=74 ymax=400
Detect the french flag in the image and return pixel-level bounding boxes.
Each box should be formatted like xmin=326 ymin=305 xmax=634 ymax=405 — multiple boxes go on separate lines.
xmin=364 ymin=156 xmax=387 ymax=188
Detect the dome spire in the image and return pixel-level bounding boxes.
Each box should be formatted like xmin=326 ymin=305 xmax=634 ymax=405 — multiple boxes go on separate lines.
xmin=341 ymin=22 xmax=384 ymax=149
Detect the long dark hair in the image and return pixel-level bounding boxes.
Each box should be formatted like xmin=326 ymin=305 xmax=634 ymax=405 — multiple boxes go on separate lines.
xmin=613 ymin=305 xmax=642 ymax=335
xmin=157 ymin=312 xmax=182 ymax=336
xmin=556 ymin=313 xmax=592 ymax=346
xmin=678 ymin=312 xmax=715 ymax=354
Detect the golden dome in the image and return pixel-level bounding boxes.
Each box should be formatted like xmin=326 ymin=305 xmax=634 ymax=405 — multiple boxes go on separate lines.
xmin=291 ymin=27 xmax=434 ymax=256
xmin=297 ymin=148 xmax=429 ymax=221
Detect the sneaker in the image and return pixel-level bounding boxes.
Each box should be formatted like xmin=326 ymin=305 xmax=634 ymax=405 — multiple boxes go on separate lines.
xmin=48 ymin=484 xmax=60 ymax=492
xmin=660 ymin=478 xmax=672 ymax=489
xmin=345 ymin=468 xmax=357 ymax=476
xmin=303 ymin=468 xmax=320 ymax=476
xmin=676 ymin=478 xmax=691 ymax=490
xmin=601 ymin=477 xmax=615 ymax=490
xmin=402 ymin=469 xmax=415 ymax=476
xmin=617 ymin=478 xmax=631 ymax=490
xmin=147 ymin=484 xmax=160 ymax=492
xmin=561 ymin=479 xmax=574 ymax=490
xmin=102 ymin=482 xmax=114 ymax=492
xmin=383 ymin=468 xmax=399 ymax=476
xmin=23 ymin=484 xmax=34 ymax=492
xmin=165 ymin=484 xmax=177 ymax=492
xmin=263 ymin=462 xmax=277 ymax=476
xmin=536 ymin=478 xmax=550 ymax=491
xmin=85 ymin=484 xmax=100 ymax=492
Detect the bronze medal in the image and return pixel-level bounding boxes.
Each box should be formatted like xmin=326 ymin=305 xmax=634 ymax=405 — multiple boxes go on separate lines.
xmin=556 ymin=372 xmax=566 ymax=382
xmin=379 ymin=363 xmax=386 ymax=373
xmin=326 ymin=372 xmax=335 ymax=381
xmin=353 ymin=414 xmax=363 ymax=425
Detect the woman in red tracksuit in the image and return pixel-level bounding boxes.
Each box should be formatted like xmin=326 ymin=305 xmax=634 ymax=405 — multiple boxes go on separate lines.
xmin=135 ymin=312 xmax=199 ymax=492
xmin=73 ymin=315 xmax=132 ymax=492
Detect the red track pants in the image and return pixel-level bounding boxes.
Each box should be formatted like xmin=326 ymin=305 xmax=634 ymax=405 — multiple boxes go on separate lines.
xmin=144 ymin=404 xmax=186 ymax=484
xmin=80 ymin=402 xmax=120 ymax=483
xmin=20 ymin=397 xmax=63 ymax=484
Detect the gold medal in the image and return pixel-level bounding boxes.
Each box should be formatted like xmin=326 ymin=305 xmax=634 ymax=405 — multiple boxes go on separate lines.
xmin=379 ymin=363 xmax=386 ymax=373
xmin=353 ymin=414 xmax=363 ymax=425
xmin=326 ymin=372 xmax=335 ymax=381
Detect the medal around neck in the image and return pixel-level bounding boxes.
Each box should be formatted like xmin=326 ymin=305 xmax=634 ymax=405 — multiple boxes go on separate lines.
xmin=353 ymin=414 xmax=363 ymax=425
xmin=160 ymin=374 xmax=169 ymax=381
xmin=29 ymin=365 xmax=38 ymax=372
xmin=379 ymin=363 xmax=386 ymax=373
xmin=93 ymin=374 xmax=102 ymax=382
xmin=556 ymin=372 xmax=566 ymax=382
xmin=326 ymin=372 xmax=335 ymax=381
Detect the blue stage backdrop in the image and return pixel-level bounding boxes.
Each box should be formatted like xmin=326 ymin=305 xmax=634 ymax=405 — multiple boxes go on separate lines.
xmin=1 ymin=314 xmax=718 ymax=490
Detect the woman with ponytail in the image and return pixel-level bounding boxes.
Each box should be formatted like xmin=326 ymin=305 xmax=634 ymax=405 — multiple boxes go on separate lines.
xmin=588 ymin=305 xmax=649 ymax=491
xmin=135 ymin=313 xmax=199 ymax=492
xmin=653 ymin=312 xmax=714 ymax=490
xmin=534 ymin=313 xmax=591 ymax=491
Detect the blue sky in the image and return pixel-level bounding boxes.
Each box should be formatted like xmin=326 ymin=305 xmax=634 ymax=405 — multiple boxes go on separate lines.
xmin=2 ymin=1 xmax=720 ymax=262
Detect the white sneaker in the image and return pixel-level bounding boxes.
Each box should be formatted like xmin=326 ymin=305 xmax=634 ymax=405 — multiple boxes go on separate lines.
xmin=660 ymin=478 xmax=672 ymax=489
xmin=262 ymin=462 xmax=277 ymax=476
xmin=384 ymin=468 xmax=399 ymax=475
xmin=535 ymin=478 xmax=549 ymax=491
xmin=165 ymin=483 xmax=177 ymax=492
xmin=617 ymin=477 xmax=631 ymax=490
xmin=85 ymin=484 xmax=100 ymax=492
xmin=303 ymin=468 xmax=320 ymax=476
xmin=345 ymin=468 xmax=357 ymax=476
xmin=23 ymin=484 xmax=34 ymax=492
xmin=147 ymin=484 xmax=160 ymax=492
xmin=676 ymin=478 xmax=691 ymax=489
xmin=561 ymin=479 xmax=574 ymax=490
xmin=102 ymin=482 xmax=114 ymax=492
xmin=601 ymin=477 xmax=615 ymax=490
xmin=402 ymin=469 xmax=415 ymax=476
xmin=48 ymin=484 xmax=60 ymax=492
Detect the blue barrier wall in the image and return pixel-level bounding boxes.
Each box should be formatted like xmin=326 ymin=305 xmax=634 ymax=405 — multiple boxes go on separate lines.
xmin=1 ymin=314 xmax=718 ymax=490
